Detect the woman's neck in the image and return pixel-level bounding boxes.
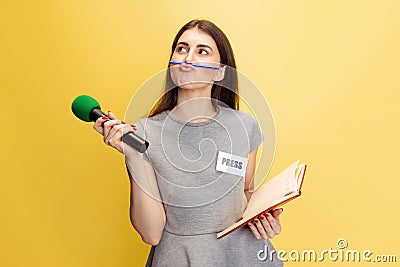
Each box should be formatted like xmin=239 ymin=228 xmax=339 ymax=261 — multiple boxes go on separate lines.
xmin=172 ymin=87 xmax=218 ymax=123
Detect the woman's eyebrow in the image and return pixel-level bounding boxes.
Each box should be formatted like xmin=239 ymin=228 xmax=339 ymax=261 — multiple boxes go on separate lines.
xmin=177 ymin=41 xmax=189 ymax=46
xmin=176 ymin=42 xmax=213 ymax=51
xmin=197 ymin=44 xmax=213 ymax=51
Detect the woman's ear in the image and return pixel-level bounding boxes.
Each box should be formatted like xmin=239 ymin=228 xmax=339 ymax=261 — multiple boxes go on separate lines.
xmin=213 ymin=65 xmax=226 ymax=82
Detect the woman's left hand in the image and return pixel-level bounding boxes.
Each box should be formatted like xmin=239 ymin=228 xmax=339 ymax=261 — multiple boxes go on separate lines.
xmin=247 ymin=208 xmax=283 ymax=240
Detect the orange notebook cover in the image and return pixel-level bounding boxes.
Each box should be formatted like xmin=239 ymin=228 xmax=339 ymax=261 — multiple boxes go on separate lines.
xmin=216 ymin=160 xmax=307 ymax=239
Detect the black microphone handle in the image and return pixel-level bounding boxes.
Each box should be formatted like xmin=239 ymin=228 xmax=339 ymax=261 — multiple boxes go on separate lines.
xmin=89 ymin=108 xmax=149 ymax=153
xmin=122 ymin=131 xmax=149 ymax=153
xmin=89 ymin=108 xmax=107 ymax=122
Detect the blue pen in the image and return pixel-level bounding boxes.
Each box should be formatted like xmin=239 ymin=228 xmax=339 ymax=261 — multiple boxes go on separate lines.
xmin=169 ymin=61 xmax=220 ymax=70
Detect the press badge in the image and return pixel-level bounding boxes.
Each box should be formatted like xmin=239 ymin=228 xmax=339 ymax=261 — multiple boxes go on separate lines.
xmin=216 ymin=151 xmax=248 ymax=177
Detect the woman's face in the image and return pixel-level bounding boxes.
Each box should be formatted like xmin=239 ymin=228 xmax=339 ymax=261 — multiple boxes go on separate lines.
xmin=169 ymin=28 xmax=224 ymax=90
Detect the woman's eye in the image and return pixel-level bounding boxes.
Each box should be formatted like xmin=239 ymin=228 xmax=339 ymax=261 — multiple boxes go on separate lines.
xmin=199 ymin=49 xmax=208 ymax=55
xmin=177 ymin=46 xmax=188 ymax=53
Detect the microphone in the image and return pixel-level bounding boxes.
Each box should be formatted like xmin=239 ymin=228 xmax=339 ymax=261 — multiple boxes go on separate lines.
xmin=71 ymin=95 xmax=149 ymax=153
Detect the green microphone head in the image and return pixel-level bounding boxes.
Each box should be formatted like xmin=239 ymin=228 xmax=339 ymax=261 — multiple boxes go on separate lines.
xmin=71 ymin=95 xmax=101 ymax=122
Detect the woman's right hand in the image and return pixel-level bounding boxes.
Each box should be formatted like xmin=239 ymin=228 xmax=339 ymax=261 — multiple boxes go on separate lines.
xmin=93 ymin=111 xmax=138 ymax=155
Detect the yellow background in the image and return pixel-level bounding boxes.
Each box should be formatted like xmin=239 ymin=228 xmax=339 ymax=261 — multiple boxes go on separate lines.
xmin=1 ymin=0 xmax=399 ymax=266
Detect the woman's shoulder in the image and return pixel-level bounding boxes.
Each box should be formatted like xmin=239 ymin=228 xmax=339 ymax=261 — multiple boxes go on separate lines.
xmin=220 ymin=106 xmax=258 ymax=124
xmin=133 ymin=111 xmax=168 ymax=135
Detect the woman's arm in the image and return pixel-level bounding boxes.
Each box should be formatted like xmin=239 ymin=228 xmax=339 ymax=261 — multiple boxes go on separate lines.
xmin=244 ymin=147 xmax=283 ymax=240
xmin=244 ymin=148 xmax=258 ymax=202
xmin=93 ymin=111 xmax=166 ymax=246
xmin=125 ymin=155 xmax=166 ymax=246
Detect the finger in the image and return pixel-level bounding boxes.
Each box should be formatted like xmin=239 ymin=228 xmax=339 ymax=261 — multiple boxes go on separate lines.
xmin=105 ymin=124 xmax=131 ymax=147
xmin=106 ymin=111 xmax=132 ymax=130
xmin=104 ymin=124 xmax=123 ymax=145
xmin=93 ymin=116 xmax=108 ymax=134
xmin=108 ymin=111 xmax=118 ymax=120
xmin=271 ymin=208 xmax=283 ymax=219
xmin=265 ymin=212 xmax=281 ymax=235
xmin=247 ymin=222 xmax=262 ymax=239
xmin=260 ymin=214 xmax=276 ymax=238
xmin=253 ymin=218 xmax=269 ymax=240
xmin=103 ymin=119 xmax=122 ymax=142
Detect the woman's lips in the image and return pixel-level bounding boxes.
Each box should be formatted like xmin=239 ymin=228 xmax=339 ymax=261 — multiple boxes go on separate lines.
xmin=179 ymin=63 xmax=196 ymax=72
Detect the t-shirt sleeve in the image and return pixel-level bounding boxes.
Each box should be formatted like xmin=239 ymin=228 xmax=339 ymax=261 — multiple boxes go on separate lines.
xmin=132 ymin=119 xmax=150 ymax=162
xmin=249 ymin=117 xmax=264 ymax=152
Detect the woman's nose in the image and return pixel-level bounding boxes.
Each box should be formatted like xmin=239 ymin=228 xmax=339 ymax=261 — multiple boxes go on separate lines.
xmin=184 ymin=50 xmax=195 ymax=63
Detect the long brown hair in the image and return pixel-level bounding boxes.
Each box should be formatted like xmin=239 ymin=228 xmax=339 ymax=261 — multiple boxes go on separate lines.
xmin=148 ymin=19 xmax=239 ymax=117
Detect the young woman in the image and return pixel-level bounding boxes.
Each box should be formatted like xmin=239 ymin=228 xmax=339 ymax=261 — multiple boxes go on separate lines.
xmin=94 ymin=20 xmax=283 ymax=267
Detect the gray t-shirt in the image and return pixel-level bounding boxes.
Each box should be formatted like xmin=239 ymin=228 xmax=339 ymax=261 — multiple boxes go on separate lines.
xmin=133 ymin=106 xmax=282 ymax=267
